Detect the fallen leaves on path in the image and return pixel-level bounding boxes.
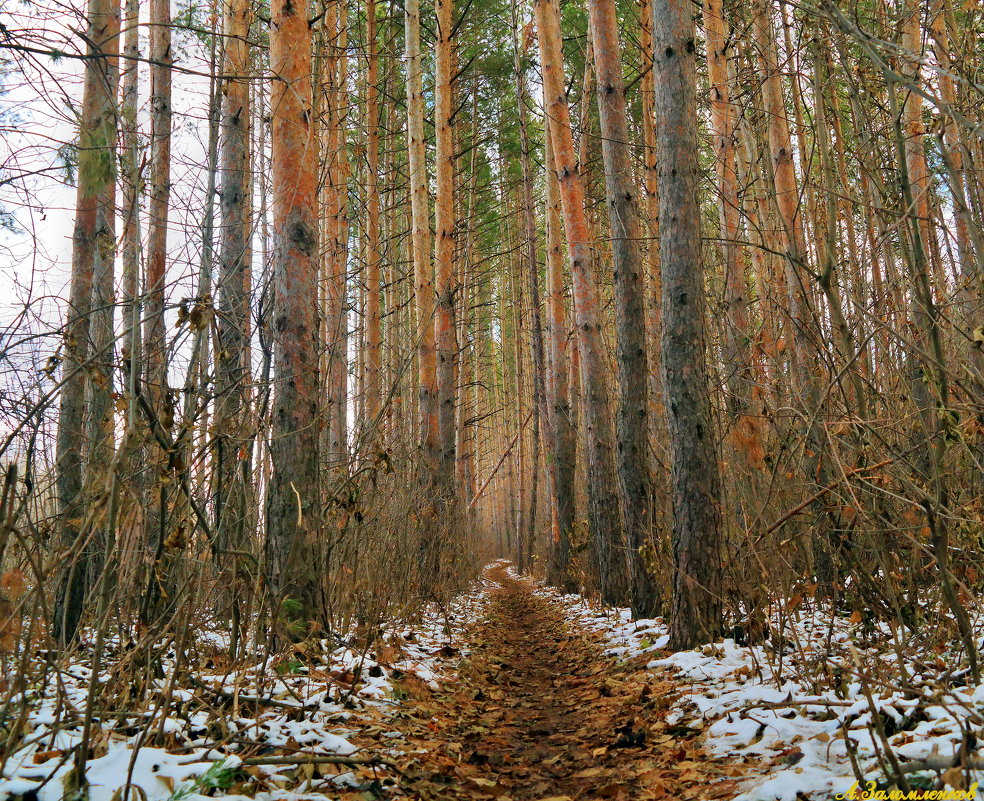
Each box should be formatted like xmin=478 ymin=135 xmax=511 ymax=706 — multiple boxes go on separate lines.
xmin=353 ymin=566 xmax=740 ymax=801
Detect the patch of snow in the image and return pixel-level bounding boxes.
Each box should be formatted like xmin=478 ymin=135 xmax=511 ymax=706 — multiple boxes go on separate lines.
xmin=527 ymin=574 xmax=984 ymax=801
xmin=0 ymin=576 xmax=492 ymax=801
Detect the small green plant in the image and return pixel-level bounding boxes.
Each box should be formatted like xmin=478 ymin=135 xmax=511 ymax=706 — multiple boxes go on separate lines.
xmin=390 ymin=684 xmax=410 ymax=701
xmin=279 ymin=597 xmax=308 ymax=639
xmin=274 ymin=658 xmax=304 ymax=675
xmin=167 ymin=759 xmax=238 ymax=801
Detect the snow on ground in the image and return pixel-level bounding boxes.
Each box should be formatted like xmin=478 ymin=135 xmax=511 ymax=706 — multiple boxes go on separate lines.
xmin=0 ymin=576 xmax=495 ymax=801
xmin=527 ymin=571 xmax=984 ymax=801
xmin=10 ymin=562 xmax=979 ymax=801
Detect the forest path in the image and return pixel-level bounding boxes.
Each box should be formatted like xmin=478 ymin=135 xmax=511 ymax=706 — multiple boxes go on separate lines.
xmin=373 ymin=565 xmax=739 ymax=801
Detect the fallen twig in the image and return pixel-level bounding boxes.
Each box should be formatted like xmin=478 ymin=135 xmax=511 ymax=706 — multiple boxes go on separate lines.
xmin=188 ymin=676 xmax=310 ymax=713
xmin=236 ymin=753 xmax=396 ymax=768
xmin=742 ymin=698 xmax=857 ymax=709
xmin=899 ymin=758 xmax=984 ymax=773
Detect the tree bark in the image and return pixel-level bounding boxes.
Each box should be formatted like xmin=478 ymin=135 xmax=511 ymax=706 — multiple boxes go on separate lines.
xmin=267 ymin=0 xmax=323 ymax=627
xmin=406 ymin=0 xmax=439 ymax=484
xmin=543 ymin=111 xmax=576 ymax=590
xmin=706 ymin=0 xmax=756 ymax=426
xmin=535 ymin=0 xmax=627 ymax=606
xmin=586 ymin=0 xmax=658 ymax=617
xmin=638 ymin=0 xmax=663 ymax=453
xmin=145 ymin=0 xmax=172 ymax=426
xmin=512 ymin=0 xmax=552 ymax=576
xmin=325 ymin=0 xmax=350 ymax=473
xmin=52 ymin=0 xmax=120 ymax=644
xmin=364 ymin=0 xmax=383 ymax=436
xmin=434 ymin=0 xmax=458 ymax=489
xmin=652 ymin=0 xmax=725 ymax=648
xmin=216 ymin=0 xmax=252 ymax=596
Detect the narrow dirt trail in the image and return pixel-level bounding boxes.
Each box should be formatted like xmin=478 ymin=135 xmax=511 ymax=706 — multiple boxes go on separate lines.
xmin=372 ymin=565 xmax=739 ymax=801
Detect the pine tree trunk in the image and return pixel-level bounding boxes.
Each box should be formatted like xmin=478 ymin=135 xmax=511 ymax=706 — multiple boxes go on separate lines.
xmin=434 ymin=0 xmax=458 ymax=488
xmin=535 ymin=0 xmax=627 ymax=606
xmin=511 ymin=234 xmax=527 ymax=570
xmin=586 ymin=0 xmax=658 ymax=616
xmin=638 ymin=0 xmax=663 ymax=452
xmin=325 ymin=1 xmax=350 ymax=473
xmin=52 ymin=0 xmax=120 ymax=644
xmin=455 ymin=84 xmax=480 ymax=507
xmin=406 ymin=0 xmax=439 ymax=484
xmin=406 ymin=0 xmax=441 ymax=586
xmin=120 ymin=0 xmax=139 ymax=394
xmin=267 ymin=0 xmax=323 ymax=627
xmin=215 ymin=0 xmax=252 ymax=597
xmin=512 ymin=0 xmax=553 ymax=576
xmin=652 ymin=0 xmax=725 ymax=648
xmin=145 ymin=0 xmax=172 ymax=423
xmin=706 ymin=0 xmax=755 ymax=423
xmin=364 ymin=0 xmax=383 ymax=436
xmin=543 ymin=121 xmax=576 ymax=590
xmin=116 ymin=0 xmax=143 ymax=604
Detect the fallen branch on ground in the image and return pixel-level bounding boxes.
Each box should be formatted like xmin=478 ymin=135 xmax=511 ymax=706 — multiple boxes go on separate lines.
xmin=236 ymin=754 xmax=397 ymax=768
xmin=188 ymin=675 xmax=313 ymax=713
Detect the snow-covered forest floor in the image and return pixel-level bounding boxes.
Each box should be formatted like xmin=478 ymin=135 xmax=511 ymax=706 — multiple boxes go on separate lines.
xmin=548 ymin=580 xmax=984 ymax=800
xmin=0 ymin=584 xmax=492 ymax=801
xmin=1 ymin=563 xmax=981 ymax=801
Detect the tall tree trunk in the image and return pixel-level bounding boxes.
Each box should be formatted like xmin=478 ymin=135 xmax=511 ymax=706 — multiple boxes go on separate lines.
xmin=320 ymin=0 xmax=337 ymax=466
xmin=216 ymin=0 xmax=253 ymax=648
xmin=145 ymin=0 xmax=172 ymax=431
xmin=116 ymin=0 xmax=143 ymax=605
xmin=184 ymin=9 xmax=220 ymax=506
xmin=510 ymin=228 xmax=527 ymax=570
xmin=405 ymin=0 xmax=441 ymax=586
xmin=325 ymin=0 xmax=350 ymax=473
xmin=544 ymin=134 xmax=576 ymax=590
xmin=534 ymin=0 xmax=627 ymax=606
xmin=586 ymin=0 xmax=658 ymax=616
xmin=267 ymin=0 xmax=323 ymax=627
xmin=52 ymin=0 xmax=121 ymax=644
xmin=405 ymin=0 xmax=439 ymax=482
xmin=336 ymin=1 xmax=350 ymax=470
xmin=455 ymin=82 xmax=480 ymax=507
xmin=652 ymin=0 xmax=725 ymax=648
xmin=512 ymin=0 xmax=552 ymax=574
xmin=434 ymin=0 xmax=458 ymax=488
xmin=638 ymin=0 xmax=663 ymax=453
xmin=121 ymin=0 xmax=140 ymax=396
xmin=364 ymin=0 xmax=383 ymax=437
xmin=137 ymin=0 xmax=174 ymax=625
xmin=706 ymin=0 xmax=757 ymax=429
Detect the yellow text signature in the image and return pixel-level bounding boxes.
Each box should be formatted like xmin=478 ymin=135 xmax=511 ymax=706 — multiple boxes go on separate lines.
xmin=836 ymin=781 xmax=979 ymax=800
